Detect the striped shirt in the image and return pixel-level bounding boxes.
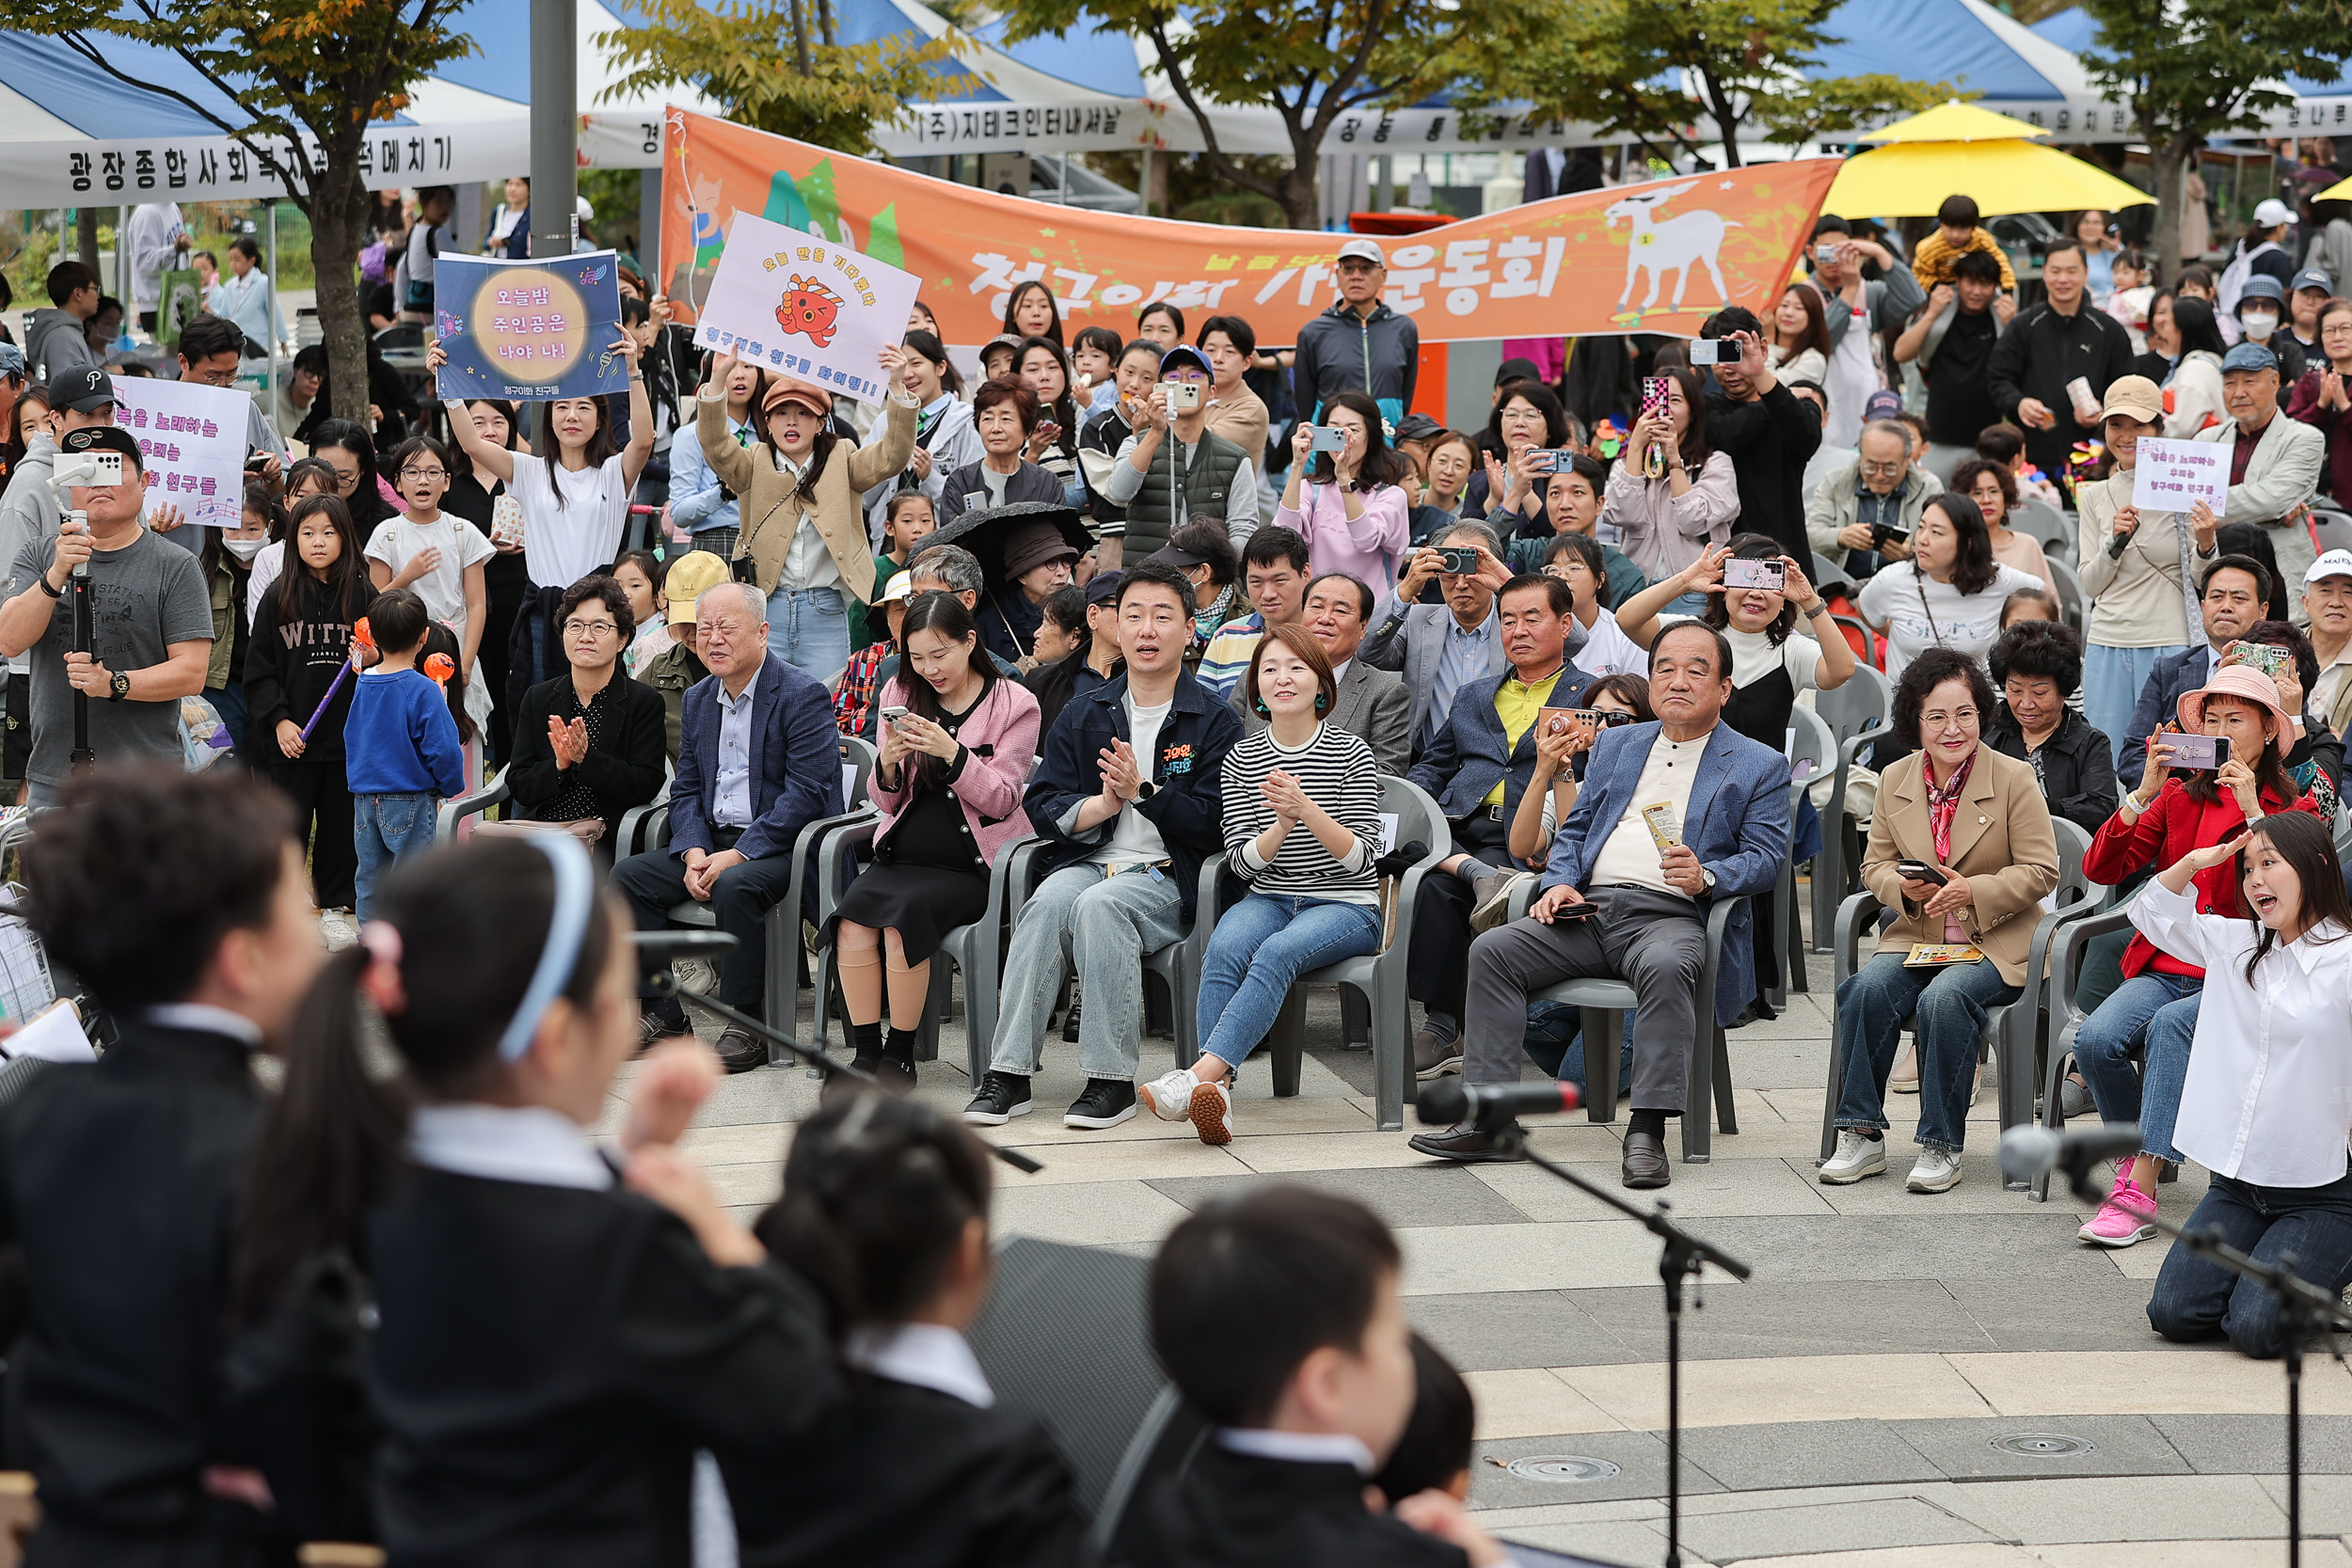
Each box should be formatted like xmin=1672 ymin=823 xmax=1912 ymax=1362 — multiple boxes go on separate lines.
xmin=1219 ymin=721 xmax=1383 ymax=905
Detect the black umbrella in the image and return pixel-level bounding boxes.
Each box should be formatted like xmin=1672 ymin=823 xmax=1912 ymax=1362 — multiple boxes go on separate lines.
xmin=920 ymin=500 xmax=1092 ymax=593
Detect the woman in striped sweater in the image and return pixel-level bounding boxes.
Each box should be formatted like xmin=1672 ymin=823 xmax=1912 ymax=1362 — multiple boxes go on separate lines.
xmin=1142 ymin=623 xmax=1387 ymax=1145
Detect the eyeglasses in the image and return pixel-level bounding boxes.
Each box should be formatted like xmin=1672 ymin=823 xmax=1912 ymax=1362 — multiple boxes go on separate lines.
xmin=1859 ymin=459 xmax=1905 ymax=477
xmin=564 ymin=619 xmax=618 ymax=637
xmin=187 ymin=366 xmax=240 ymax=388
xmin=400 ymin=467 xmax=448 ymax=481
xmin=1921 ymin=707 xmax=1979 ymax=729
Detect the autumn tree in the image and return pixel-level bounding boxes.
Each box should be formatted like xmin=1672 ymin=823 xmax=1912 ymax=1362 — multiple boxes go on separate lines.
xmin=1466 ymin=0 xmax=1951 ymax=169
xmin=7 ymin=0 xmax=472 ymax=423
xmin=2076 ymin=0 xmax=2352 ymax=282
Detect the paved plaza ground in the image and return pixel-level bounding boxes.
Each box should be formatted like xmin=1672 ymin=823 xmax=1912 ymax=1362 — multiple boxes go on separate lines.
xmin=610 ymin=935 xmax=2349 ymax=1568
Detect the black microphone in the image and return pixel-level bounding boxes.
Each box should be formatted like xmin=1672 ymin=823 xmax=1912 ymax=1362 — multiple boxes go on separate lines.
xmin=1995 ymin=1123 xmax=2145 ymax=1186
xmin=629 ymin=929 xmax=740 ymax=978
xmin=1418 ymin=1078 xmax=1583 ymax=1128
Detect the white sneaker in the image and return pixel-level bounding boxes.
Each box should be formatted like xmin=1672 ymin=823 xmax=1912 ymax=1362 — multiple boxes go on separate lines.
xmin=672 ymin=956 xmax=718 ymax=995
xmin=1907 ymin=1148 xmax=1964 ymax=1193
xmin=319 ymin=909 xmax=359 ymax=952
xmin=1187 ymin=1077 xmax=1234 ymax=1146
xmin=1820 ymin=1129 xmax=1887 ymax=1184
xmin=1141 ymin=1068 xmax=1199 ymax=1121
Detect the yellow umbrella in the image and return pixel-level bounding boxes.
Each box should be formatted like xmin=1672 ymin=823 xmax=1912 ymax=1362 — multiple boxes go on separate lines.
xmin=1827 ymin=137 xmax=2153 ymax=217
xmin=1861 ymin=100 xmax=2050 ymax=144
xmin=2319 ymin=172 xmax=2352 ymax=202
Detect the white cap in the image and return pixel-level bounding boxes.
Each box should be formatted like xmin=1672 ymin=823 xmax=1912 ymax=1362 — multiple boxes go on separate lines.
xmin=1335 ymin=238 xmax=1386 ymax=267
xmin=2253 ymin=198 xmax=2296 ymax=228
xmin=2305 ymin=548 xmax=2352 ymax=587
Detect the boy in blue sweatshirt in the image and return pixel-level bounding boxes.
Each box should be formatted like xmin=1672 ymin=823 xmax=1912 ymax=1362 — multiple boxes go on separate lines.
xmin=344 ymin=589 xmax=464 ymax=919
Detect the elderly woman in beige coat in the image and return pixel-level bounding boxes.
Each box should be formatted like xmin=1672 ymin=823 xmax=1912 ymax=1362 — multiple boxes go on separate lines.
xmin=1823 ymin=644 xmax=2059 ymax=1196
xmin=699 ymin=344 xmax=915 ymax=679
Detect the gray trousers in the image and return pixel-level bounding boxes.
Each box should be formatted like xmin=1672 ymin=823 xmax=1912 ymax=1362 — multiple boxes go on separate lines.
xmin=1463 ymin=885 xmax=1706 ymax=1114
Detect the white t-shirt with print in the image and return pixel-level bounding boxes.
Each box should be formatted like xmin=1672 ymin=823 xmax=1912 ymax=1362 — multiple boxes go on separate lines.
xmin=510 ymin=451 xmax=631 ymax=592
xmin=365 ymin=514 xmax=494 ymax=634
xmin=1091 ymin=694 xmax=1172 ymax=871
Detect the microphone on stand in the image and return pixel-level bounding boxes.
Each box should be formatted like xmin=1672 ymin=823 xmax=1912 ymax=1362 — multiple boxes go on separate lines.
xmin=1995 ymin=1123 xmax=2145 ymax=1188
xmin=1418 ymin=1079 xmax=1583 ymax=1130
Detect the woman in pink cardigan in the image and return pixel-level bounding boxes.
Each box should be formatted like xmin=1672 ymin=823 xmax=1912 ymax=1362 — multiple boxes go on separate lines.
xmin=1276 ymin=388 xmax=1412 ymax=594
xmin=828 ymin=591 xmax=1039 ymax=1088
xmin=1598 ymin=366 xmax=1740 ymax=610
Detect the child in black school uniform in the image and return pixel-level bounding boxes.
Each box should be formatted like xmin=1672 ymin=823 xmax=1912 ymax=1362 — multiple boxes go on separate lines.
xmin=1128 ymin=1186 xmax=1513 ymax=1568
xmin=1372 ymin=1334 xmax=1479 ymax=1510
xmin=0 ymin=768 xmax=326 ymax=1566
xmin=235 ymin=833 xmax=841 ymax=1568
xmin=719 ymin=1094 xmax=1094 ymax=1568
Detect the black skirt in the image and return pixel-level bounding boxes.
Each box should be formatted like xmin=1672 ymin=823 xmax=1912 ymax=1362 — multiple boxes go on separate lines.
xmin=828 ymin=785 xmax=988 ymax=962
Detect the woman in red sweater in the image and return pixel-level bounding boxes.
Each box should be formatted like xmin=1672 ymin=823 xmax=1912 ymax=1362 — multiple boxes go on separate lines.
xmin=2073 ymin=664 xmax=2321 ymax=1245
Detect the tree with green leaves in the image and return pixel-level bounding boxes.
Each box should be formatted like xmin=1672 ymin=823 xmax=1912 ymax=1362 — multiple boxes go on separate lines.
xmin=1460 ymin=0 xmax=1950 ymax=170
xmin=598 ymin=0 xmax=955 ymax=156
xmin=2 ymin=0 xmax=471 ymax=425
xmin=994 ymin=0 xmax=1506 ymax=230
xmin=2076 ymin=0 xmax=2352 ymax=282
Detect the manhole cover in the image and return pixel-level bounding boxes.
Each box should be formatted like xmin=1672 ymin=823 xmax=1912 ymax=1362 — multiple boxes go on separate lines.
xmin=1989 ymin=1433 xmax=2098 ymax=1458
xmin=1504 ymin=1454 xmax=1623 ymax=1483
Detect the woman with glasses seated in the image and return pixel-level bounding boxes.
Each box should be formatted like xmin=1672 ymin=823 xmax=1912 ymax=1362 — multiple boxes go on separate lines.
xmin=503 ymin=574 xmax=667 ymax=852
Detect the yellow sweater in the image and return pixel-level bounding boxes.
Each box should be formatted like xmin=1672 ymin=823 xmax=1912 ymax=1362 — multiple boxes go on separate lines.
xmin=1910 ymin=229 xmax=2017 ymax=293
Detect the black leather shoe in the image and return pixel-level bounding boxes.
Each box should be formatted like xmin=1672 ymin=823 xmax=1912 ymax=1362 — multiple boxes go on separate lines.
xmin=713 ymin=1029 xmax=767 ymax=1074
xmin=1621 ymin=1130 xmax=1670 ymax=1188
xmin=1407 ymin=1121 xmax=1520 ymax=1163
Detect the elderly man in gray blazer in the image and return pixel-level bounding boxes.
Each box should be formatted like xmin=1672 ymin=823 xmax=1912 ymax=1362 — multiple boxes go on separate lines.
xmin=1233 ymin=569 xmax=1412 ymax=772
xmin=1358 ymin=516 xmax=1512 ymax=753
xmin=2197 ymin=341 xmax=2326 ymax=622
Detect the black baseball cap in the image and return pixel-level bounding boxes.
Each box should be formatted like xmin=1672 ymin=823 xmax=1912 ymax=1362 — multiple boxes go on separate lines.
xmin=1144 ymin=542 xmax=1212 ymax=570
xmin=1084 ymin=570 xmax=1124 ymax=606
xmin=61 ymin=424 xmax=141 ymax=471
xmin=47 ymin=365 xmax=112 ymax=414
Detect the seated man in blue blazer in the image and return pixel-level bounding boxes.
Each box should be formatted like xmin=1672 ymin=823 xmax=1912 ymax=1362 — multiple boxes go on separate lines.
xmin=1403 ymin=573 xmax=1595 ymax=1080
xmin=1411 ymin=622 xmax=1789 ymax=1187
xmin=2116 ymin=553 xmax=2268 ymax=780
xmin=613 ymin=582 xmax=844 ymax=1072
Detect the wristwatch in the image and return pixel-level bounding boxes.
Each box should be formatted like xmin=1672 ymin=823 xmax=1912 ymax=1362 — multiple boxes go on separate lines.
xmin=107 ymin=670 xmax=129 ymax=703
xmin=1135 ymin=778 xmax=1157 ymax=801
xmin=1701 ymin=867 xmax=1717 ymax=892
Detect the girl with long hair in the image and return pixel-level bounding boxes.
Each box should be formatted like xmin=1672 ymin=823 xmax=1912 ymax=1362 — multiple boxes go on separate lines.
xmin=832 ymin=592 xmax=1039 ymax=1088
xmin=1597 ymin=365 xmax=1739 ymax=594
xmin=2164 ymin=294 xmax=2232 ymax=436
xmin=1000 ymin=279 xmax=1064 ymax=348
xmin=1014 ymin=337 xmax=1086 ymax=508
xmin=1277 ymin=388 xmax=1411 ymax=594
xmin=1769 ymin=282 xmax=1832 ymax=387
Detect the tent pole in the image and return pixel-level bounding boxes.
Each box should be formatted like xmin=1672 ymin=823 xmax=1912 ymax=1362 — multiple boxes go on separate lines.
xmin=265 ymin=200 xmax=278 ymax=428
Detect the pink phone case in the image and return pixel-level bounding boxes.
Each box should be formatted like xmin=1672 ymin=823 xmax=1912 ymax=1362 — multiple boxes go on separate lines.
xmin=1641 ymin=377 xmax=1669 ymax=421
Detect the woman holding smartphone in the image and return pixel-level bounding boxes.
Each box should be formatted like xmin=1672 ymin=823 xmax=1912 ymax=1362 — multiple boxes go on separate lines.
xmin=2072 ymin=663 xmax=2322 ymax=1246
xmin=1854 ymin=494 xmax=2043 ymax=683
xmin=1597 ymin=367 xmax=1739 ymax=598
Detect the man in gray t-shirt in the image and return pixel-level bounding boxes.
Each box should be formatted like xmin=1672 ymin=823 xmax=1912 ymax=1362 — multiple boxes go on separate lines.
xmin=0 ymin=427 xmax=212 ymax=802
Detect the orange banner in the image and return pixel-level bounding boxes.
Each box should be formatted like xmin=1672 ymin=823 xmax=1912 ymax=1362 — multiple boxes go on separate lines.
xmin=659 ymin=107 xmax=1841 ymax=346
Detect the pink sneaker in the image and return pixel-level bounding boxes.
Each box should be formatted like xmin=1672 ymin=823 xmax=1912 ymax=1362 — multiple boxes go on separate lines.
xmin=2078 ymin=1168 xmax=2157 ymax=1247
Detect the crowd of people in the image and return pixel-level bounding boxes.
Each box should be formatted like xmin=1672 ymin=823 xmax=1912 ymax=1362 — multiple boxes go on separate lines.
xmin=4 ymin=182 xmax=2352 ymax=1565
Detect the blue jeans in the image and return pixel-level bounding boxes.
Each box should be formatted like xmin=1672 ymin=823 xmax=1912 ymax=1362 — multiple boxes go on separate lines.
xmin=1196 ymin=894 xmax=1383 ymax=1070
xmin=2071 ymin=970 xmax=2201 ymax=1163
xmin=766 ymin=586 xmax=850 ymax=682
xmin=993 ymin=864 xmax=1186 ymax=1081
xmin=2084 ymin=642 xmax=2188 ymax=770
xmin=1836 ymin=951 xmax=2020 ymax=1151
xmin=354 ymin=791 xmax=438 ymax=921
xmin=2149 ymin=1167 xmax=2352 ymax=1358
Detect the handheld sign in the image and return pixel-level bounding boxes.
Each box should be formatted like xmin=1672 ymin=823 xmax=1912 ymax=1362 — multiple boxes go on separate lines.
xmin=691 ymin=212 xmax=919 ymax=405
xmin=109 ymin=376 xmax=247 ymax=528
xmin=433 ymin=250 xmax=628 ymax=403
xmin=2131 ymin=437 xmax=2230 ymax=515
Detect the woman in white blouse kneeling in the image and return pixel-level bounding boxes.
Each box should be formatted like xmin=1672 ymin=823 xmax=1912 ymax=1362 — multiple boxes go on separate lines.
xmin=2137 ymin=810 xmax=2352 ymax=1358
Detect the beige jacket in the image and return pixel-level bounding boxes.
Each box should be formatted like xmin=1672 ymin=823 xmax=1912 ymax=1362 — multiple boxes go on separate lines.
xmin=2075 ymin=470 xmax=2196 ymax=649
xmin=1862 ymin=744 xmax=2059 ymax=987
xmin=1203 ymin=386 xmax=1270 ymax=464
xmin=698 ymin=390 xmax=915 ymax=602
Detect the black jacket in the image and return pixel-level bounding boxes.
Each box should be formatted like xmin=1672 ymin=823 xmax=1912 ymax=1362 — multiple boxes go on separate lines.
xmin=1292 ymin=300 xmax=1420 ymax=425
xmin=1024 ymin=672 xmax=1242 ymax=921
xmin=979 ymin=588 xmax=1045 ymax=669
xmin=1706 ymin=380 xmax=1821 ymax=566
xmin=505 ymin=671 xmax=668 ymax=844
xmin=1125 ymin=1443 xmax=1467 ymax=1568
xmin=1985 ymin=704 xmax=2120 ymax=835
xmin=367 ymin=1169 xmax=840 ymax=1568
xmin=246 ymin=568 xmax=369 ymax=762
xmin=1987 ymin=299 xmax=2135 ymax=493
xmin=938 ymin=458 xmax=1067 ymax=525
xmin=723 ymin=1374 xmax=1092 ymax=1568
xmin=0 ymin=1019 xmax=265 ymax=1541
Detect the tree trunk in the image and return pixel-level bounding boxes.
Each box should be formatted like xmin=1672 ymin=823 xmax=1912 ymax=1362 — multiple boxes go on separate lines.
xmin=1278 ymin=155 xmax=1319 ymax=232
xmin=74 ymin=205 xmax=98 ymax=272
xmin=2147 ymin=124 xmax=2186 ymax=289
xmin=308 ymin=149 xmax=374 ymax=427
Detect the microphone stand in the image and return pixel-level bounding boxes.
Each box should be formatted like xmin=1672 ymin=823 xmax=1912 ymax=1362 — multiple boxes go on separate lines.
xmin=1486 ymin=1118 xmax=1751 ymax=1568
xmin=643 ymin=964 xmax=1043 ymax=1176
xmin=2058 ymin=1157 xmax=2349 ymax=1568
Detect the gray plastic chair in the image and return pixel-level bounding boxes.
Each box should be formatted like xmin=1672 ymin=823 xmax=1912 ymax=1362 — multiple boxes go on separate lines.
xmin=435 ymin=768 xmax=508 ymax=841
xmin=1820 ymin=816 xmax=2092 ymax=1179
xmin=1763 ymin=705 xmax=1836 ymax=1012
xmin=1501 ymin=879 xmax=1750 ymax=1164
xmin=2047 ymin=556 xmax=2087 ymax=632
xmin=1809 ymin=665 xmax=1892 ymax=951
xmin=2011 ymin=499 xmax=2072 ymax=558
xmin=2309 ymin=508 xmax=2352 ymax=558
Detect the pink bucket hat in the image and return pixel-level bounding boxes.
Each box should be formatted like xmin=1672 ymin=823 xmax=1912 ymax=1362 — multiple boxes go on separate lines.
xmin=2177 ymin=664 xmax=2293 ymax=761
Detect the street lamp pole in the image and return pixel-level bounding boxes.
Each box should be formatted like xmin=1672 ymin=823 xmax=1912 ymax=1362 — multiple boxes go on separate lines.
xmin=529 ymin=0 xmax=578 ymax=260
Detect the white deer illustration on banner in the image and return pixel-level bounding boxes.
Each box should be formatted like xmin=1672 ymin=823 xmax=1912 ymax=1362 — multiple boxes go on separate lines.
xmin=1604 ymin=181 xmax=1742 ymax=313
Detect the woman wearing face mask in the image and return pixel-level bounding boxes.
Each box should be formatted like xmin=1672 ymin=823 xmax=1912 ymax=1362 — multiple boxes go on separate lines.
xmin=2287 ymin=297 xmax=2352 ymax=503
xmin=205 ymin=485 xmax=279 ymax=763
xmin=2163 ymin=296 xmax=2233 ymax=437
xmin=2134 ymin=811 xmax=2352 ymax=1358
xmin=2233 ymin=277 xmax=2307 ymax=382
xmin=2073 ymin=664 xmax=2322 ymax=1247
xmin=1855 ymin=494 xmax=2044 ymax=683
